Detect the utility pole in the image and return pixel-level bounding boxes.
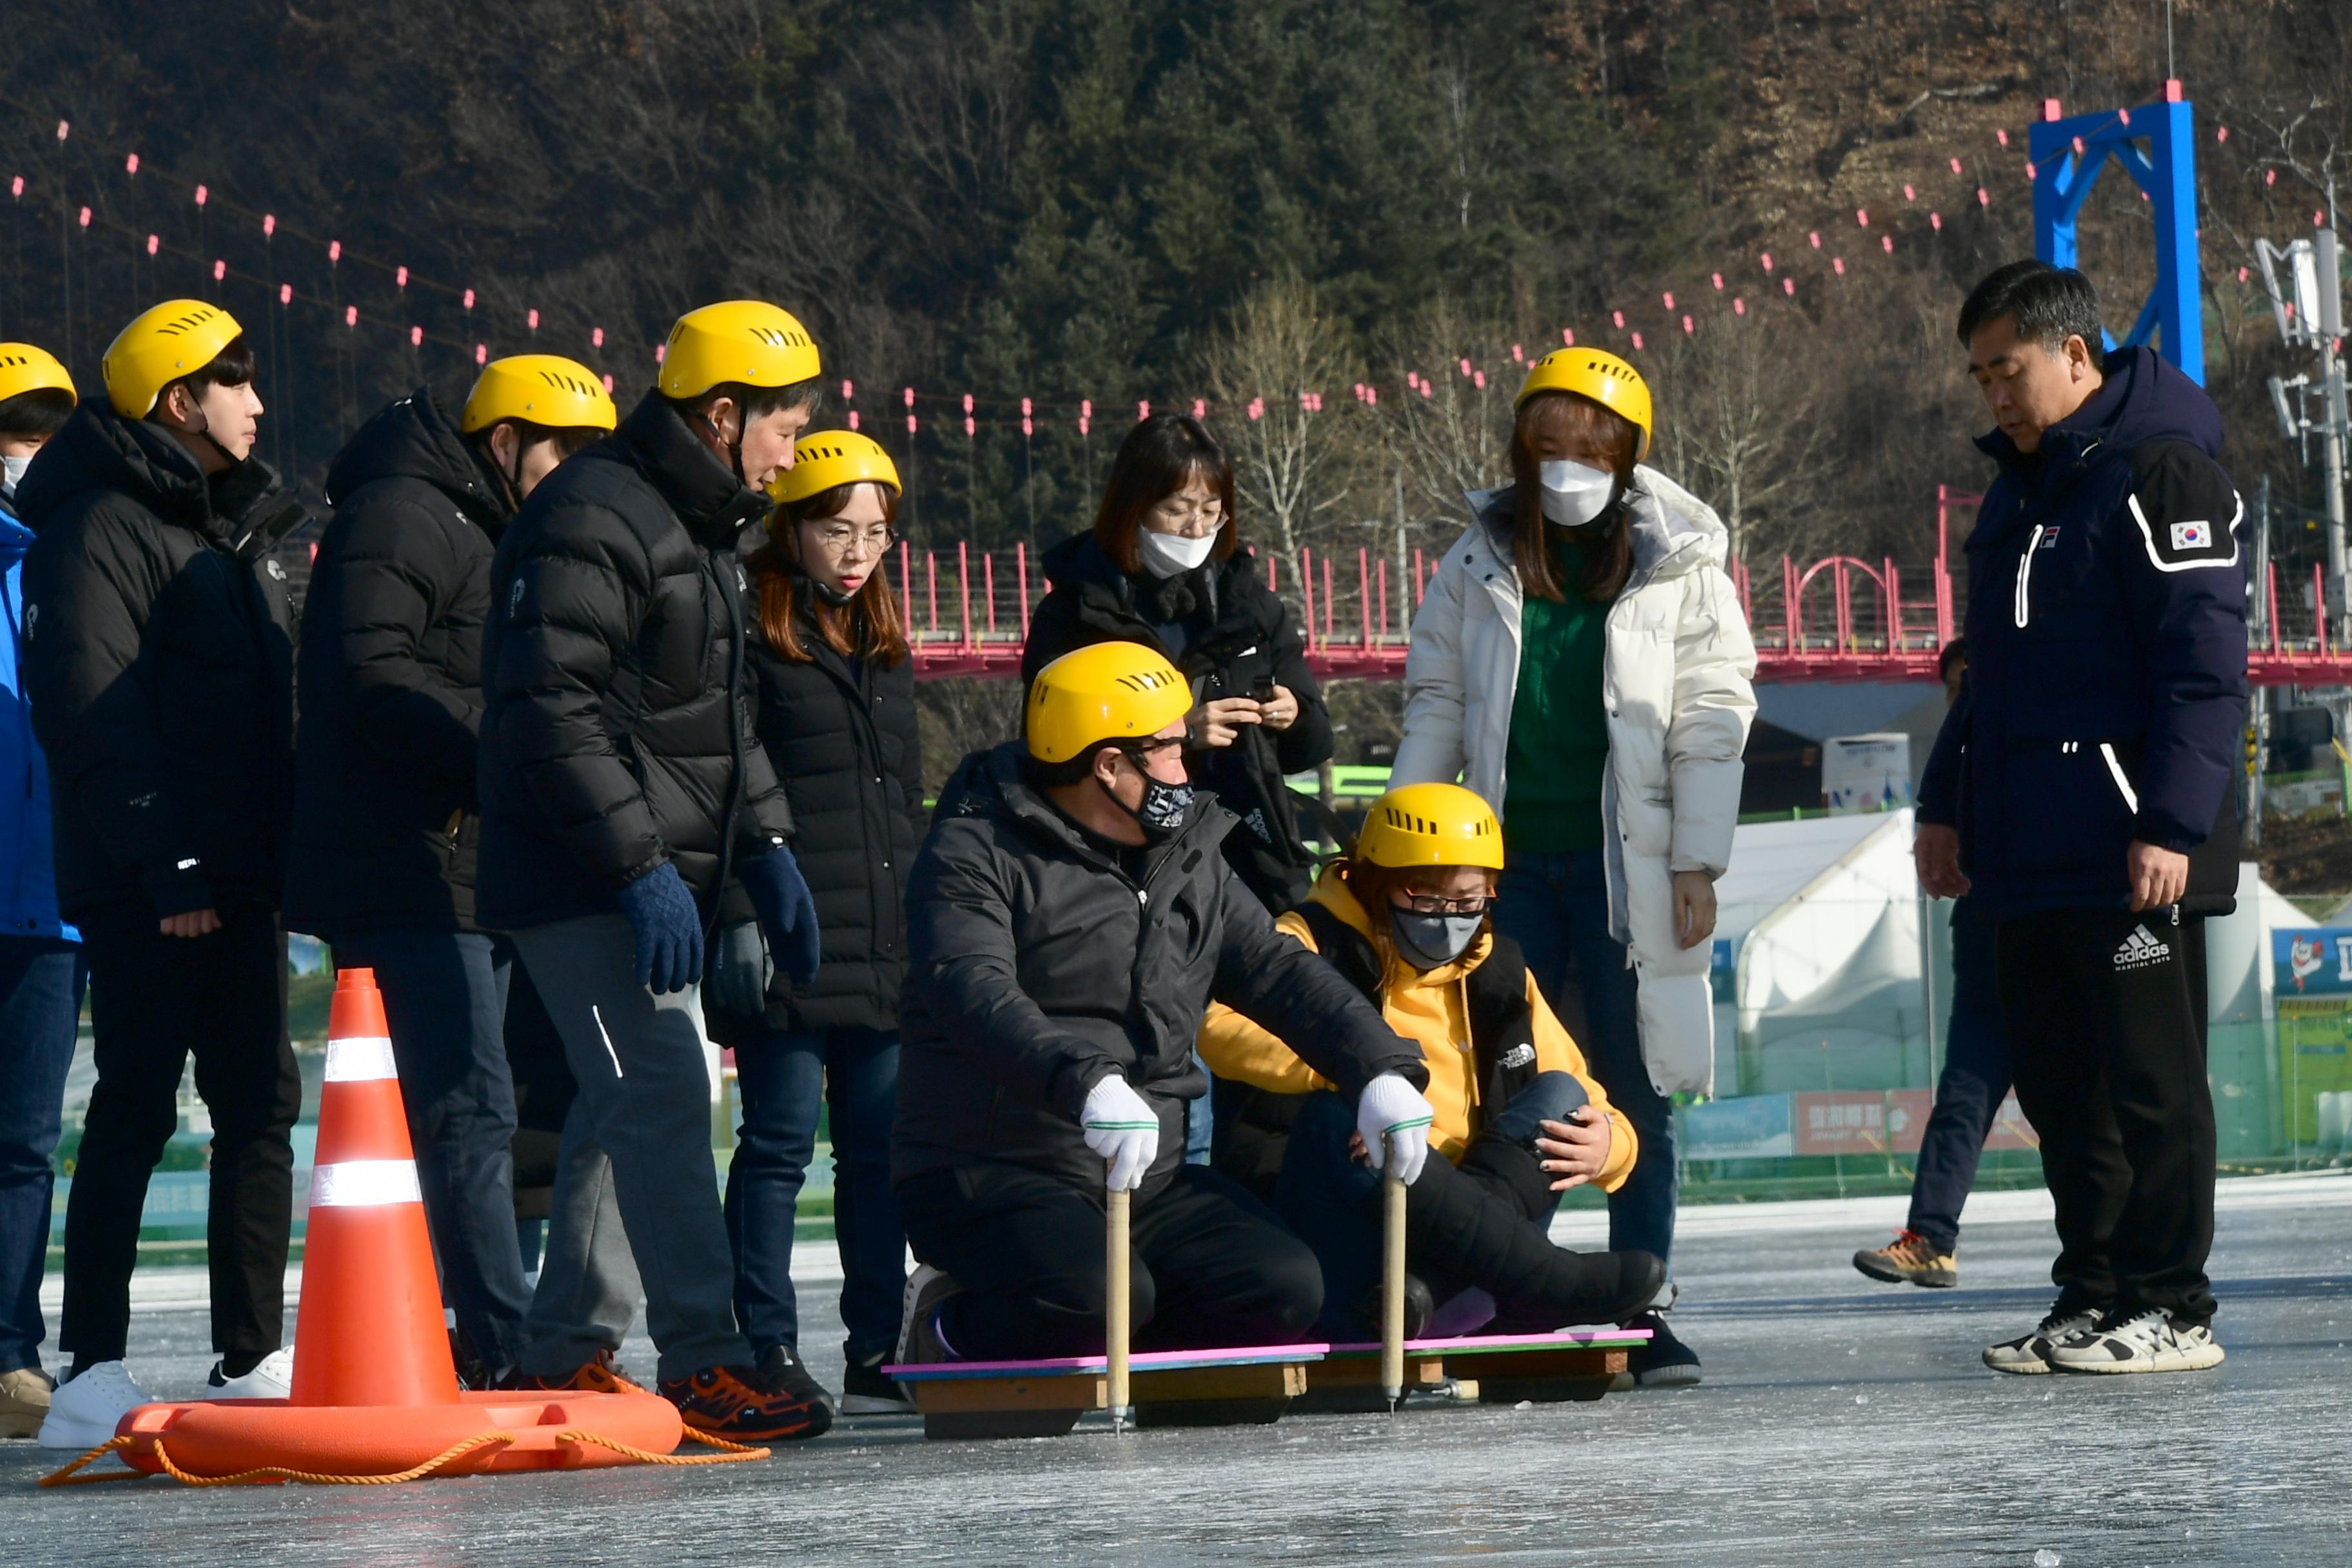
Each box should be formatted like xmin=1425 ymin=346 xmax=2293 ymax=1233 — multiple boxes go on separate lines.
xmin=2258 ymin=222 xmax=2348 ymax=644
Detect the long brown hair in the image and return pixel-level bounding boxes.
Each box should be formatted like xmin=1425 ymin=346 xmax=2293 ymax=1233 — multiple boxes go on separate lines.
xmin=745 ymin=480 xmax=911 ymax=665
xmin=1507 ymin=391 xmax=1640 ymax=604
xmin=1093 ymin=413 xmax=1241 ymax=574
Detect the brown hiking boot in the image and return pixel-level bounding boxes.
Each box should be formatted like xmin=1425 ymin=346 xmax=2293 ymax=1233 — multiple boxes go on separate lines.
xmin=1854 ymin=1230 xmax=1958 ymax=1288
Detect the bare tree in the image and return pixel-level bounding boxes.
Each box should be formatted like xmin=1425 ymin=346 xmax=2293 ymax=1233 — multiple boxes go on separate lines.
xmin=1653 ymin=308 xmax=1830 ymax=564
xmin=1203 ymin=273 xmax=1358 ymax=593
xmin=1371 ymin=298 xmax=1516 ymax=518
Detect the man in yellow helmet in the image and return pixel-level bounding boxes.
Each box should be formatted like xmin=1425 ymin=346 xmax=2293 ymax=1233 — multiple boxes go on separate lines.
xmin=283 ymin=357 xmax=618 ymax=1386
xmin=890 ymin=641 xmax=1435 ymax=1367
xmin=0 ymin=343 xmax=82 ymax=1438
xmin=477 ymin=302 xmax=828 ymax=1440
xmin=1201 ymin=783 xmax=1667 ymax=1343
xmin=15 ymin=302 xmax=309 ymax=1447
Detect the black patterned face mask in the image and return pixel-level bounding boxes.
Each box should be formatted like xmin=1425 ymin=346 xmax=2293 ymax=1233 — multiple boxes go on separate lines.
xmin=1104 ymin=748 xmax=1196 ymax=841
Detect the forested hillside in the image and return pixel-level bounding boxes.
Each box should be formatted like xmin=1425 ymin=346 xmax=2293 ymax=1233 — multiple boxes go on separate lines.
xmin=1 ymin=1 xmax=2342 ymax=586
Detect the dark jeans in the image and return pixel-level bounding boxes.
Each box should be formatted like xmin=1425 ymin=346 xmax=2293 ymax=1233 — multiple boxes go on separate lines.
xmin=331 ymin=928 xmax=531 ymax=1371
xmin=1494 ymin=848 xmax=1676 ymax=1266
xmin=0 ymin=938 xmax=85 ymax=1374
xmin=1276 ymin=1073 xmax=1588 ymax=1339
xmin=63 ymin=901 xmax=297 ymax=1367
xmin=723 ymin=1025 xmax=905 ymax=1364
xmin=1905 ymin=897 xmax=2012 ymax=1255
xmin=897 ymin=1162 xmax=1322 ymax=1362
xmin=1996 ymin=906 xmax=2215 ymax=1326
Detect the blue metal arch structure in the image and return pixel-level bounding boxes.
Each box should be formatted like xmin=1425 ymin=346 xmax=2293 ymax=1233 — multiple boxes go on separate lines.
xmin=2030 ymin=81 xmax=2204 ymax=386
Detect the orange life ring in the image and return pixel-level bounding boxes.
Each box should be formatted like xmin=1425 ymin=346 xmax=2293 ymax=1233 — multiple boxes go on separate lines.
xmin=112 ymin=1389 xmax=683 ymax=1480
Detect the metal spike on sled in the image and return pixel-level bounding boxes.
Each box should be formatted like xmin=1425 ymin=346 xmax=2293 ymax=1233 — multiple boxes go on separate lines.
xmin=885 ymin=1186 xmax=1327 ymax=1440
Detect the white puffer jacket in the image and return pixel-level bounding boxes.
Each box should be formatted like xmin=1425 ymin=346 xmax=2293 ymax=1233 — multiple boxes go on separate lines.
xmin=1391 ymin=466 xmax=1758 ymax=1095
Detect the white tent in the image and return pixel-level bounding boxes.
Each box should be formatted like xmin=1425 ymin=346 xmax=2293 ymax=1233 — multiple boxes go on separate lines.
xmin=1710 ymin=810 xmax=1924 ymax=1095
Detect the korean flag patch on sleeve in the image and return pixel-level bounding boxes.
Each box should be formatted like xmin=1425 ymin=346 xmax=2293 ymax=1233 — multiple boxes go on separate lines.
xmin=2127 ymin=444 xmax=2243 ymax=574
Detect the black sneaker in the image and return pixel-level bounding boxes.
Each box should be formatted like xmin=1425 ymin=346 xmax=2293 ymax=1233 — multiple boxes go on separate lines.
xmin=1622 ymin=1312 xmax=1701 ymax=1389
xmin=839 ymin=1351 xmax=915 ymax=1415
xmin=754 ymin=1343 xmax=838 ymax=1419
xmin=1349 ymin=1273 xmax=1435 ymax=1342
xmin=894 ymin=1264 xmax=963 ymax=1366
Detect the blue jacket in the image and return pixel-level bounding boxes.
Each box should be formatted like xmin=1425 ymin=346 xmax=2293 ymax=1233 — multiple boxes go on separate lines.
xmin=0 ymin=492 xmax=74 ymax=940
xmin=1919 ymin=348 xmax=2248 ymax=917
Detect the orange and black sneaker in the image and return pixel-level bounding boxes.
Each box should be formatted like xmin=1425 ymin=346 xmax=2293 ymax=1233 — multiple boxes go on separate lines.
xmin=499 ymin=1348 xmax=648 ymax=1395
xmin=1854 ymin=1230 xmax=1959 ymax=1288
xmin=660 ymin=1363 xmax=834 ymax=1443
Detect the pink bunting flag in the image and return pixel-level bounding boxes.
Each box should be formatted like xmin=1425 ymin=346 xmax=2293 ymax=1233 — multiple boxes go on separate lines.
xmin=345 ymin=305 xmax=358 ymax=328
xmin=145 ymin=233 xmax=158 ymax=255
xmin=1137 ymin=400 xmax=1150 ymax=420
xmin=1681 ymin=315 xmax=1694 ymax=335
xmin=594 ymin=328 xmax=606 ymax=348
xmin=329 ymin=240 xmax=341 ymax=262
xmin=193 ymin=184 xmax=207 ymax=207
xmin=1833 ymin=257 xmax=1845 ymax=275
xmin=211 ymin=259 xmax=224 ymax=281
xmin=464 ymin=289 xmax=475 ymax=309
xmin=410 ymin=326 xmax=423 ymax=347
xmin=1630 ymin=331 xmax=1643 ymax=350
xmin=396 ymin=266 xmax=408 ymax=288
xmin=1192 ymin=398 xmax=1206 ymax=418
xmin=1856 ymin=208 xmax=1870 ymax=226
xmin=1712 ymin=273 xmax=1724 ymax=290
xmin=1611 ymin=309 xmax=1625 ymax=328
xmin=527 ymin=309 xmax=540 ymax=330
xmin=1808 ymin=231 xmax=1821 ymax=249
xmin=1562 ymin=328 xmax=1574 ymax=346
xmin=1733 ymin=298 xmax=1746 ymax=316
xmin=75 ymin=206 xmax=88 ymax=228
xmin=264 ymin=213 xmax=276 ymax=237
xmin=476 ymin=344 xmax=488 ymax=365
xmin=1662 ymin=291 xmax=1675 ymax=309
xmin=279 ymin=283 xmax=291 ymax=304
xmin=126 ymin=153 xmax=139 ymax=175
xmin=1760 ymin=252 xmax=1774 ymax=272
xmin=905 ymin=387 xmax=916 ymax=407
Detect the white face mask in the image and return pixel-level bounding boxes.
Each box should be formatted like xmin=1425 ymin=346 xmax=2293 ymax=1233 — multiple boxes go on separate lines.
xmin=1536 ymin=459 xmax=1618 ymax=528
xmin=1137 ymin=526 xmax=1218 ymax=579
xmin=1 ymin=454 xmax=28 ymax=500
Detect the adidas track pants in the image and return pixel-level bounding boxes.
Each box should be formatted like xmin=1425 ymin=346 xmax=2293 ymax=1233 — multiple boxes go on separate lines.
xmin=1994 ymin=906 xmax=2216 ymax=1326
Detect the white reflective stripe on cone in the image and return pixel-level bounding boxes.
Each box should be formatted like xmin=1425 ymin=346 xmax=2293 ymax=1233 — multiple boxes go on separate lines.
xmin=323 ymin=1035 xmax=399 ymax=1082
xmin=309 ymin=1159 xmax=423 ymax=1208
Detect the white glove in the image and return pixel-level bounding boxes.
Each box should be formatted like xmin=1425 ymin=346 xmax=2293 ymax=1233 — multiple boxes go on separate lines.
xmin=1081 ymin=1075 xmax=1161 ymax=1192
xmin=1357 ymin=1072 xmax=1436 ymax=1187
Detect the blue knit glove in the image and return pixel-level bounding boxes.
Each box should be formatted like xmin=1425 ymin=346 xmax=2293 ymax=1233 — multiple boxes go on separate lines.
xmin=737 ymin=843 xmax=822 ymax=989
xmin=615 ymin=861 xmax=704 ymax=995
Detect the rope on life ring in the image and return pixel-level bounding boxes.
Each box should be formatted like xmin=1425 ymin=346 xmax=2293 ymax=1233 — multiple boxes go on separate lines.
xmin=38 ymin=1424 xmax=770 ymax=1488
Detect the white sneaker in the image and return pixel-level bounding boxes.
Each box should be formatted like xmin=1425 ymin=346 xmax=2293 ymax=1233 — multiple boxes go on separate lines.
xmin=1983 ymin=1308 xmax=2101 ymax=1375
xmin=202 ymin=1348 xmax=294 ymax=1400
xmin=2046 ymin=1309 xmax=2225 ymax=1375
xmin=36 ymin=1362 xmax=151 ymax=1449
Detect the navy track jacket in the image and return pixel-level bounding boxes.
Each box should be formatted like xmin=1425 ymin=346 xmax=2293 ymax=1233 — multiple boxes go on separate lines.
xmin=1919 ymin=348 xmax=2249 ymax=918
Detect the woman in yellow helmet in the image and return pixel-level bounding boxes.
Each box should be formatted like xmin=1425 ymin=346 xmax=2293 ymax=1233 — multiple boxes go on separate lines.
xmin=703 ymin=429 xmax=922 ymax=1415
xmin=1389 ymin=349 xmax=1758 ymax=1386
xmin=1200 ymin=783 xmax=1663 ymax=1341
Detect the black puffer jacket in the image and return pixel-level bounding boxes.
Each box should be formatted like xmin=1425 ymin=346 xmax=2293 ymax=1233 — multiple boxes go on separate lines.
xmin=713 ymin=591 xmax=925 ymax=1035
xmin=1022 ymin=532 xmax=1332 ymax=911
xmin=476 ymin=391 xmax=794 ymax=931
xmin=893 ymin=741 xmax=1426 ymax=1199
xmin=285 ymin=389 xmax=514 ymax=936
xmin=15 ymin=402 xmax=303 ymax=918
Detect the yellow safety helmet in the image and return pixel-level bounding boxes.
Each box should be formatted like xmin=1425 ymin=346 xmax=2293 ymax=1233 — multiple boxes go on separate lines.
xmin=0 ymin=343 xmax=75 ymax=406
xmin=1355 ymin=783 xmax=1505 ymax=871
xmin=460 ymin=354 xmax=618 ymax=435
xmin=1026 ymin=642 xmax=1193 ymax=765
xmin=1515 ymin=347 xmax=1652 ymax=462
xmin=659 ymin=300 xmax=821 ymax=401
xmin=101 ymin=299 xmax=245 ymax=418
xmin=768 ymin=428 xmax=900 ymax=506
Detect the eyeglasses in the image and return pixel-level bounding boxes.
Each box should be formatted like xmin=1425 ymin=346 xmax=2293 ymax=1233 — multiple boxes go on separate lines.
xmin=1116 ymin=736 xmax=1188 ymax=763
xmin=1146 ymin=503 xmax=1224 ymax=540
xmin=1398 ymin=894 xmax=1495 ymax=917
xmin=808 ymin=524 xmax=896 ymax=554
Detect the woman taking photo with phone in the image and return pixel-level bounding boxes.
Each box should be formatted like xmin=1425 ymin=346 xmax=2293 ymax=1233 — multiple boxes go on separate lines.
xmin=708 ymin=429 xmax=922 ymax=1416
xmin=1389 ymin=349 xmax=1756 ymax=1387
xmin=1021 ymin=412 xmax=1331 ymax=916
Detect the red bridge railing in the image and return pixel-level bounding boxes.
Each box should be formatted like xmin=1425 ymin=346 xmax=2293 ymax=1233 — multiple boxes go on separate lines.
xmin=897 ymin=489 xmax=2349 ymax=686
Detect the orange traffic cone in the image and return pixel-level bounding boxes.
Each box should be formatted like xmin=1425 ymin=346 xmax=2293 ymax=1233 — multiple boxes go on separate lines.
xmin=288 ymin=966 xmax=462 ymax=1407
xmin=50 ymin=965 xmax=710 ymax=1485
